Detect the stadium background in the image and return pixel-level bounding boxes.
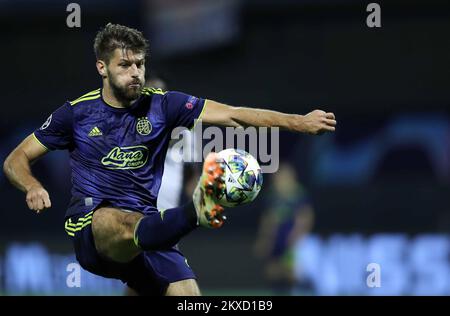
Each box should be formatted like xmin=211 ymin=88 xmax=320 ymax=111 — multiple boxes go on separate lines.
xmin=1 ymin=0 xmax=450 ymax=295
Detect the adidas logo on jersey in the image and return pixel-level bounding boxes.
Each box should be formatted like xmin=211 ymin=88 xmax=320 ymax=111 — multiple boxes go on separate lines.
xmin=88 ymin=127 xmax=103 ymax=137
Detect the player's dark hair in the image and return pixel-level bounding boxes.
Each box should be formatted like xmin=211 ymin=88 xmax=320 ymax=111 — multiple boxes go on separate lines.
xmin=94 ymin=23 xmax=149 ymax=64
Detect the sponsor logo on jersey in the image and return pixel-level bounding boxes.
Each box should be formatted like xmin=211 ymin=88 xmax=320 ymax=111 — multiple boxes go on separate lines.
xmin=101 ymin=146 xmax=149 ymax=169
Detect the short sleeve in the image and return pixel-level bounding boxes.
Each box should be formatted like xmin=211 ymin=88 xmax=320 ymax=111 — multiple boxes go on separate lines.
xmin=163 ymin=91 xmax=206 ymax=129
xmin=33 ymin=102 xmax=74 ymax=151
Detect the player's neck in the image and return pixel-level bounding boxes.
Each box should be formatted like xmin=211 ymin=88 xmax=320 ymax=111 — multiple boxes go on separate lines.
xmin=102 ymin=86 xmax=132 ymax=109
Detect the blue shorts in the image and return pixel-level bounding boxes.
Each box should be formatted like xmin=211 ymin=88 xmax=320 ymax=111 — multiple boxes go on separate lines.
xmin=64 ymin=200 xmax=196 ymax=295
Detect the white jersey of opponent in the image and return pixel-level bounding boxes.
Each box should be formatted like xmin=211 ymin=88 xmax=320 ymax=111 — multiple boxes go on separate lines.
xmin=157 ymin=146 xmax=184 ymax=210
xmin=157 ymin=130 xmax=198 ymax=210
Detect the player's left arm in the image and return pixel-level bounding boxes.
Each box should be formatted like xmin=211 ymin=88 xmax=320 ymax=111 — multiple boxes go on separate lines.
xmin=201 ymin=100 xmax=336 ymax=135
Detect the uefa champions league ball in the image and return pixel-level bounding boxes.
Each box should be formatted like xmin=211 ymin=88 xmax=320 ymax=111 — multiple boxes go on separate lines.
xmin=216 ymin=148 xmax=263 ymax=207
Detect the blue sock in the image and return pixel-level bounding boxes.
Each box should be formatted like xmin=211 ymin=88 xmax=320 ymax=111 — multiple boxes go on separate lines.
xmin=134 ymin=201 xmax=198 ymax=250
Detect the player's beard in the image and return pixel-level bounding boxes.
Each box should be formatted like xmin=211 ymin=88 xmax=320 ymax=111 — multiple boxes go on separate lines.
xmin=107 ymin=71 xmax=143 ymax=105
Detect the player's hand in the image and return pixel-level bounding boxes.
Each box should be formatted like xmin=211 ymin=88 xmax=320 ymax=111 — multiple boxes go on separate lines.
xmin=25 ymin=184 xmax=51 ymax=214
xmin=296 ymin=110 xmax=336 ymax=135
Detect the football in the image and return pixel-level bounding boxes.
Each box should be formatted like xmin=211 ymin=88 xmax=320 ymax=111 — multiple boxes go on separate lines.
xmin=216 ymin=148 xmax=263 ymax=207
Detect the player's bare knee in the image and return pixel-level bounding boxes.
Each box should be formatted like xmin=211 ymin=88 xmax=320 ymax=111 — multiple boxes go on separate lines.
xmin=92 ymin=207 xmax=143 ymax=262
xmin=165 ymin=279 xmax=201 ymax=296
xmin=120 ymin=211 xmax=144 ymax=241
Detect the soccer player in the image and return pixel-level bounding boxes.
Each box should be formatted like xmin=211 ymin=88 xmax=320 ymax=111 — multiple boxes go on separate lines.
xmin=3 ymin=24 xmax=336 ymax=296
xmin=253 ymin=162 xmax=315 ymax=295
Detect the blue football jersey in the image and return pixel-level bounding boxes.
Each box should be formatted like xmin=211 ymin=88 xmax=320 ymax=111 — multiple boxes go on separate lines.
xmin=33 ymin=87 xmax=206 ymax=218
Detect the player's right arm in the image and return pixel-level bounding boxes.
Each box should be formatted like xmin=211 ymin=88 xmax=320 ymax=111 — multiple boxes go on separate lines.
xmin=3 ymin=134 xmax=51 ymax=213
xmin=3 ymin=102 xmax=74 ymax=213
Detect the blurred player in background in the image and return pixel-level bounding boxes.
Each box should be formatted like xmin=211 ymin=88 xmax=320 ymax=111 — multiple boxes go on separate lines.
xmin=3 ymin=23 xmax=336 ymax=295
xmin=254 ymin=162 xmax=315 ymax=295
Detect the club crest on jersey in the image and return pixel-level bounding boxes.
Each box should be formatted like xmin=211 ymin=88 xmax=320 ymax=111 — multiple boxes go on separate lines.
xmin=136 ymin=117 xmax=152 ymax=136
xmin=101 ymin=146 xmax=149 ymax=169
